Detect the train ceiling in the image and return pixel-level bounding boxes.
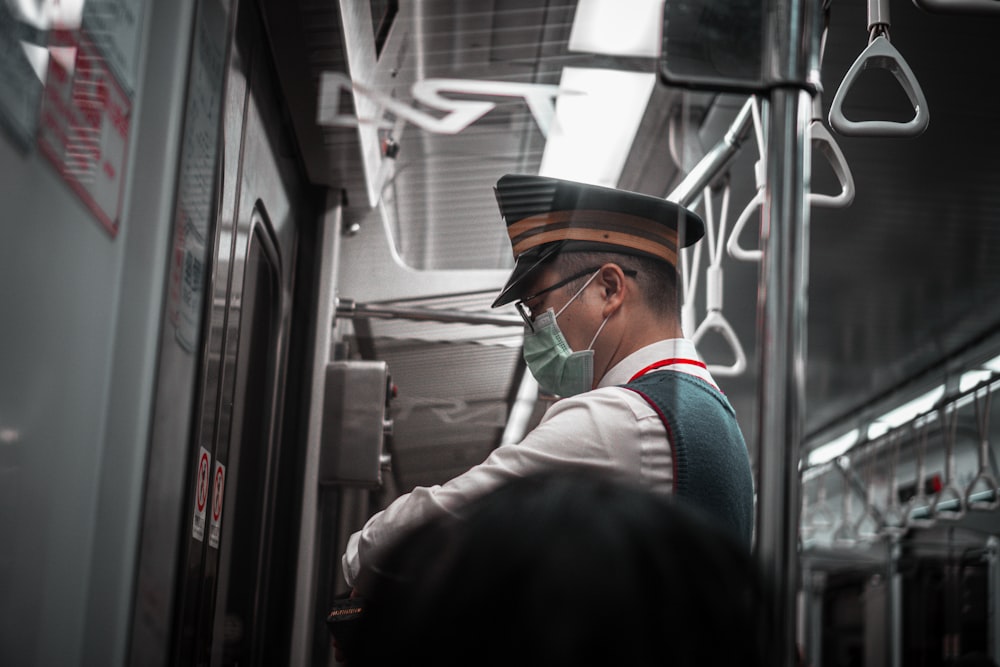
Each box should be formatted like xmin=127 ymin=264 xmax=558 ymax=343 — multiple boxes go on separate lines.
xmin=262 ymin=0 xmax=1000 ymax=490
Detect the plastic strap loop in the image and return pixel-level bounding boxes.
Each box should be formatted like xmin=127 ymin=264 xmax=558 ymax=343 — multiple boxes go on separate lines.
xmin=727 ymin=159 xmax=765 ymax=262
xmin=690 ymin=185 xmax=747 ymax=377
xmin=905 ymin=417 xmax=936 ymax=529
xmin=829 ymin=35 xmax=929 ymax=138
xmin=809 ymin=121 xmax=856 ymax=208
xmin=931 ymin=406 xmax=966 ymax=520
xmin=967 ymin=384 xmax=999 ymax=511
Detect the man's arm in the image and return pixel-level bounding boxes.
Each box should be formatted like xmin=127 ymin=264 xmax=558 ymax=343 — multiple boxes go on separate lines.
xmin=341 ymin=387 xmax=643 ymax=587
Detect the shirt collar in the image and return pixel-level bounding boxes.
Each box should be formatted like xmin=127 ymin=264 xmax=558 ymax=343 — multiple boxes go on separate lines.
xmin=598 ymin=339 xmax=713 ymax=389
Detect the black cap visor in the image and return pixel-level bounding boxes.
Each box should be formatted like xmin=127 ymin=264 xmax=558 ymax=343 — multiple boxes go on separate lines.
xmin=491 ymin=242 xmax=564 ymax=308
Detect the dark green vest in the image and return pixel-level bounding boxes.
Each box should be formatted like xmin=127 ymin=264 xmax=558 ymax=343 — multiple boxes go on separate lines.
xmin=623 ymin=371 xmax=754 ymax=546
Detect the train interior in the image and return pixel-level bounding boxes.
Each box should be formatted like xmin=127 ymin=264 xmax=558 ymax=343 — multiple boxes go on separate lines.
xmin=2 ymin=0 xmax=1000 ymax=665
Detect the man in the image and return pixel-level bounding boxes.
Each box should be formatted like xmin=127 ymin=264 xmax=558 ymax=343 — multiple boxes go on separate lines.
xmin=341 ymin=174 xmax=754 ymax=590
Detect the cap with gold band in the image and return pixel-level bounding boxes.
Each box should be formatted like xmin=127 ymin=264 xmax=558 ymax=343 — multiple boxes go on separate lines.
xmin=490 ymin=174 xmax=705 ymax=308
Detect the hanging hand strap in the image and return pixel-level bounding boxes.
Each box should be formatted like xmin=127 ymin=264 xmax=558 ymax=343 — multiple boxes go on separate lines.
xmin=727 ymin=97 xmax=766 ymax=262
xmin=967 ymin=383 xmax=999 ymax=510
xmin=906 ymin=417 xmax=937 ymax=528
xmin=809 ymin=97 xmax=856 ymax=208
xmin=828 ymin=0 xmax=929 ymax=137
xmin=679 ymin=235 xmax=703 ymax=338
xmin=692 ymin=184 xmax=747 ymax=376
xmin=932 ymin=405 xmax=966 ymax=520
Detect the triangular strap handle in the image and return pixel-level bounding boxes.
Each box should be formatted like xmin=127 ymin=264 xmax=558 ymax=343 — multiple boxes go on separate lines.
xmin=966 ymin=472 xmax=1000 ymax=511
xmin=692 ymin=311 xmax=747 ymax=377
xmin=931 ymin=483 xmax=966 ymax=520
xmin=809 ymin=120 xmax=856 ymax=208
xmin=726 ymin=160 xmax=764 ymax=262
xmin=829 ymin=35 xmax=929 ymax=137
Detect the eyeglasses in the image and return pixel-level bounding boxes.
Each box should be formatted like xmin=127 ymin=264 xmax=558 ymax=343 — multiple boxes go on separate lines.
xmin=515 ymin=266 xmax=638 ymax=330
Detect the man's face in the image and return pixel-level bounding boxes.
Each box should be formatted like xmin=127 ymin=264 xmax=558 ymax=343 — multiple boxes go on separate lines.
xmin=518 ymin=264 xmax=603 ymax=352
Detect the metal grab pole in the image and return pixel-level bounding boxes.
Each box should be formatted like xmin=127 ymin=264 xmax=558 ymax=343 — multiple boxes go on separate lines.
xmin=755 ymin=1 xmax=820 ymax=665
xmin=756 ymin=86 xmax=812 ymax=667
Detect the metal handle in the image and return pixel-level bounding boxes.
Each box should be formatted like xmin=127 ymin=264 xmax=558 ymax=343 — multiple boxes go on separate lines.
xmin=829 ymin=35 xmax=930 ymax=137
xmin=808 ymin=120 xmax=856 ymax=208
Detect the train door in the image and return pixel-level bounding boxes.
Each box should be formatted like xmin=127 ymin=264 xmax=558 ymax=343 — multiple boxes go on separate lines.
xmin=168 ymin=2 xmax=316 ymax=665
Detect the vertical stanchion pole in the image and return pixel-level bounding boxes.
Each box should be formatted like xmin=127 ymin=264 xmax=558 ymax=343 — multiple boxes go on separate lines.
xmin=988 ymin=536 xmax=1000 ymax=662
xmin=889 ymin=538 xmax=903 ymax=667
xmin=755 ymin=1 xmax=821 ymax=665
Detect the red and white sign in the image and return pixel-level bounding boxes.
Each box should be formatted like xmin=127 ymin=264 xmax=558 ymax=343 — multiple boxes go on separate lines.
xmin=192 ymin=447 xmax=211 ymax=542
xmin=208 ymin=461 xmax=225 ymax=549
xmin=37 ymin=29 xmax=132 ymax=237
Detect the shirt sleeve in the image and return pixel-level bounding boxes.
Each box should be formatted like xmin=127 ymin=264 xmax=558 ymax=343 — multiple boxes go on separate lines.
xmin=341 ymin=386 xmax=644 ymax=587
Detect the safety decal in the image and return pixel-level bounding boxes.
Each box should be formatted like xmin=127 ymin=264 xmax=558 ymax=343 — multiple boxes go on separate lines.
xmin=192 ymin=446 xmax=210 ymax=542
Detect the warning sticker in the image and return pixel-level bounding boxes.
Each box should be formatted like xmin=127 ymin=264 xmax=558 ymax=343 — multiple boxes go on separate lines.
xmin=192 ymin=447 xmax=211 ymax=542
xmin=208 ymin=461 xmax=225 ymax=549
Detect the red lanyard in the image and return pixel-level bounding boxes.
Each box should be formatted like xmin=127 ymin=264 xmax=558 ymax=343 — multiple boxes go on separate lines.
xmin=628 ymin=358 xmax=707 ymax=383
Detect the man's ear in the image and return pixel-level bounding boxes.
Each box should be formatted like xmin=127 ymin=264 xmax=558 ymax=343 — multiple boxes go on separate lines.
xmin=598 ymin=264 xmax=627 ymax=317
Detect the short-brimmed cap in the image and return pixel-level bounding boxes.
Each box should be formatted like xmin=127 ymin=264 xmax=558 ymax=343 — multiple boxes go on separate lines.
xmin=491 ymin=174 xmax=705 ymax=308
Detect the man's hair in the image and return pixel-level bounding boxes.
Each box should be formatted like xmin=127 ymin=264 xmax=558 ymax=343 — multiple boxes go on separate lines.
xmin=351 ymin=470 xmax=774 ymax=667
xmin=549 ymin=250 xmax=679 ymax=318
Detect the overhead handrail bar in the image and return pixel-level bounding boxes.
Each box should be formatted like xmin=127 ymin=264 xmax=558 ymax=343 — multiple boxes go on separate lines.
xmin=913 ymin=0 xmax=1000 ymax=15
xmin=727 ymin=97 xmax=766 ymax=262
xmin=809 ymin=95 xmax=856 ymax=208
xmin=336 ymin=298 xmax=524 ymax=327
xmin=666 ymin=98 xmax=755 ymax=207
xmin=829 ymin=0 xmax=929 ymax=137
xmin=691 ymin=183 xmax=748 ymax=377
xmin=967 ymin=382 xmax=999 ymax=510
xmin=931 ymin=403 xmax=966 ymax=520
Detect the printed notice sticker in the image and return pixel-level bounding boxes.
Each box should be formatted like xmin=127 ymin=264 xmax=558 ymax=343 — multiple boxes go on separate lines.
xmin=208 ymin=461 xmax=225 ymax=549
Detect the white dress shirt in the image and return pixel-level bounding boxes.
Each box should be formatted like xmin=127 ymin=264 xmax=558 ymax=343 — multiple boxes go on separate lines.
xmin=342 ymin=338 xmax=717 ymax=587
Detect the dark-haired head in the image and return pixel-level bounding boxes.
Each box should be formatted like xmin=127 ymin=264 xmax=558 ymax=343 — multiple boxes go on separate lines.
xmin=351 ymin=470 xmax=773 ymax=667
